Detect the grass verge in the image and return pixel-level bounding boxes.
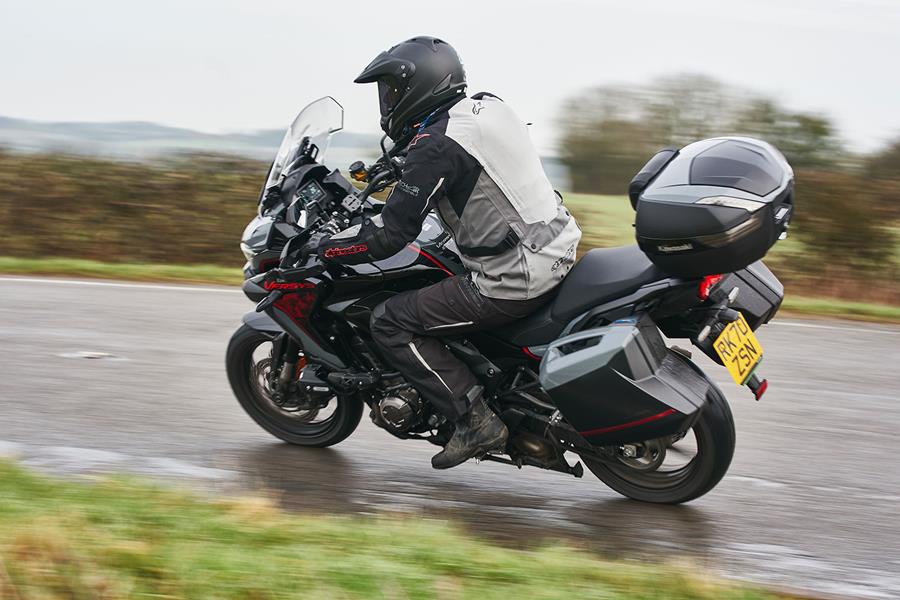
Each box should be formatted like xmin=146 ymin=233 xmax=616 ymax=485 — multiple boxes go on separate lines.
xmin=781 ymin=296 xmax=900 ymax=323
xmin=0 ymin=461 xmax=775 ymax=599
xmin=1 ymin=255 xmax=897 ymax=324
xmin=0 ymin=256 xmax=242 ymax=286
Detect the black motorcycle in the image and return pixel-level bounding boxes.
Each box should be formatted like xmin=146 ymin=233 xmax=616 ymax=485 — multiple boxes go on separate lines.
xmin=227 ymin=97 xmax=793 ymax=504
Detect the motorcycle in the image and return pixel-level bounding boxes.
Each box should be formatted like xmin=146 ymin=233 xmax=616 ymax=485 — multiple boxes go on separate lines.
xmin=226 ymin=97 xmax=792 ymax=504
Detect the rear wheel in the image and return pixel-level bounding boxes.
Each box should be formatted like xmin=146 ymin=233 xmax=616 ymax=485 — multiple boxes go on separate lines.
xmin=226 ymin=324 xmax=362 ymax=446
xmin=582 ymin=385 xmax=735 ymax=504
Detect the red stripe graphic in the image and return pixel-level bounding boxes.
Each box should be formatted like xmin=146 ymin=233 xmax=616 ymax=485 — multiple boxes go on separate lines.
xmin=522 ymin=347 xmax=541 ymax=361
xmin=578 ymin=408 xmax=677 ymax=437
xmin=407 ymin=245 xmax=453 ymax=277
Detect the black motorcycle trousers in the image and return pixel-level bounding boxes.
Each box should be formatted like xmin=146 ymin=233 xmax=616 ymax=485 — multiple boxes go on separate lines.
xmin=370 ymin=275 xmax=551 ymax=422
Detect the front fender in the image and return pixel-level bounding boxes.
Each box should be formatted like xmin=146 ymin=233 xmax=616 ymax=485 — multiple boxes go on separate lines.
xmin=241 ymin=310 xmax=283 ymax=333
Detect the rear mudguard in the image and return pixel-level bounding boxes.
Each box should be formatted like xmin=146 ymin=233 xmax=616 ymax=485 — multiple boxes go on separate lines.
xmin=241 ymin=310 xmax=283 ymax=334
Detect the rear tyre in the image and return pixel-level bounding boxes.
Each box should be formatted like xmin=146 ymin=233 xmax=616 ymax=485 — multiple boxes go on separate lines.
xmin=583 ymin=384 xmax=735 ymax=504
xmin=226 ymin=324 xmax=362 ymax=447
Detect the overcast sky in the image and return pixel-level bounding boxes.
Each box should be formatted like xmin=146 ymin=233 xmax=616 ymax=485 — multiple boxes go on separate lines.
xmin=2 ymin=0 xmax=898 ymax=154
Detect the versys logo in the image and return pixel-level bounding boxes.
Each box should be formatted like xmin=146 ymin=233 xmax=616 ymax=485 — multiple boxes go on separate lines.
xmin=551 ymin=244 xmax=576 ymax=272
xmin=263 ymin=281 xmax=314 ymax=290
xmin=472 ymin=101 xmax=484 ymax=115
xmin=398 ymin=180 xmax=420 ymax=196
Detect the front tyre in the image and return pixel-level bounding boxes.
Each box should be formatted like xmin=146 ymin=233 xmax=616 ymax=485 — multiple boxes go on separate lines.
xmin=226 ymin=324 xmax=362 ymax=446
xmin=583 ymin=384 xmax=736 ymax=504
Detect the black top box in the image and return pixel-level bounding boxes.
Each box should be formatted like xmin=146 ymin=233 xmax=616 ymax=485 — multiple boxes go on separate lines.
xmin=630 ymin=137 xmax=794 ymax=278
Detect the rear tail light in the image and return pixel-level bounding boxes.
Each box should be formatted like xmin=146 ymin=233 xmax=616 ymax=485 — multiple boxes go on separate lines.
xmin=698 ymin=274 xmax=723 ymax=300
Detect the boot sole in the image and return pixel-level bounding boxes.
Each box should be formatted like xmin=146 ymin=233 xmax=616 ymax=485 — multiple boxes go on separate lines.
xmin=431 ymin=429 xmax=509 ymax=470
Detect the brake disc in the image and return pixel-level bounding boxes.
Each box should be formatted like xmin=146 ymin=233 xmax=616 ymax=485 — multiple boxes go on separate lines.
xmin=251 ymin=357 xmax=321 ymax=422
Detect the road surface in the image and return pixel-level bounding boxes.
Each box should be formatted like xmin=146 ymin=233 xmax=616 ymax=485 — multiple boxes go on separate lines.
xmin=1 ymin=277 xmax=898 ymax=598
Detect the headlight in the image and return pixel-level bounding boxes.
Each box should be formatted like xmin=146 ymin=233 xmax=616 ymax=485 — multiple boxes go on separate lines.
xmin=240 ymin=242 xmax=256 ymax=260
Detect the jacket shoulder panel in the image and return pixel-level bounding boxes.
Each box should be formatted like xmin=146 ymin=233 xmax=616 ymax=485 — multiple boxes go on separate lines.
xmin=444 ymin=97 xmax=557 ymax=225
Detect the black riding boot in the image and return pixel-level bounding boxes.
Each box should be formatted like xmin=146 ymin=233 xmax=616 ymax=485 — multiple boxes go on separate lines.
xmin=431 ymin=397 xmax=509 ymax=470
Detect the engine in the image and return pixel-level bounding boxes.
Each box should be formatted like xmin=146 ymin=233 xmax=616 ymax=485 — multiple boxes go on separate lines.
xmin=372 ymin=386 xmax=424 ymax=434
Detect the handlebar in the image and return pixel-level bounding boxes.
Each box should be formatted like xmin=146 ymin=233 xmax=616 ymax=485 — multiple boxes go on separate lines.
xmin=265 ymin=259 xmax=325 ymax=284
xmin=358 ymin=167 xmax=396 ymax=201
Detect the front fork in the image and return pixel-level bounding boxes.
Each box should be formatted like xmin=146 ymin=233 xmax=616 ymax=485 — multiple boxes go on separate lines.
xmin=269 ymin=334 xmax=303 ymax=403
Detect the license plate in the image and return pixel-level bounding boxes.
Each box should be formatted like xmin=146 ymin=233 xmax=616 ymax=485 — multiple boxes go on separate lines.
xmin=713 ymin=312 xmax=763 ymax=385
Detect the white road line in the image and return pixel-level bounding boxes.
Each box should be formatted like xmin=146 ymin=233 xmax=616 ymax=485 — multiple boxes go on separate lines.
xmin=773 ymin=387 xmax=898 ymax=402
xmin=1 ymin=276 xmax=897 ymax=335
xmin=771 ymin=320 xmax=898 ymax=336
xmin=0 ymin=276 xmax=241 ymax=294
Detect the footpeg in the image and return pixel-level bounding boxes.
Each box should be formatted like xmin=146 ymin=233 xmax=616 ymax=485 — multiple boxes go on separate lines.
xmin=326 ymin=371 xmax=379 ymax=394
xmin=570 ymin=461 xmax=584 ymax=478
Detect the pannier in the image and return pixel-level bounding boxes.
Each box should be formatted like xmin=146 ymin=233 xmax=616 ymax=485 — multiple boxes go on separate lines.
xmin=723 ymin=260 xmax=784 ymax=330
xmin=630 ymin=137 xmax=794 ymax=278
xmin=539 ymin=316 xmax=708 ymax=445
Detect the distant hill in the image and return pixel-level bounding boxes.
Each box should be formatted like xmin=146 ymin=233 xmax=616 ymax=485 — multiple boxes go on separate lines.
xmin=0 ymin=115 xmax=570 ymax=189
xmin=0 ymin=115 xmax=382 ymax=163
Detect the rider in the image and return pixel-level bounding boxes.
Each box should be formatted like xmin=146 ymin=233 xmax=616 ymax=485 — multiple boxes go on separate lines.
xmin=317 ymin=36 xmax=582 ymax=469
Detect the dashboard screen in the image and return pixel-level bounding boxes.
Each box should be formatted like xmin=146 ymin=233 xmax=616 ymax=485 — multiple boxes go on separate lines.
xmin=296 ymin=180 xmax=326 ymax=206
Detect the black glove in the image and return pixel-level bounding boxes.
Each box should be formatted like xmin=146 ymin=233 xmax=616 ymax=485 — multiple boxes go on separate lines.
xmin=320 ymin=218 xmax=343 ymax=236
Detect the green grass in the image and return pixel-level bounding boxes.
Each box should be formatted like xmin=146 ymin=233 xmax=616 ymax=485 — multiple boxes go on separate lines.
xmin=781 ymin=296 xmax=900 ymax=323
xmin=0 ymin=256 xmax=242 ymax=286
xmin=564 ymin=192 xmax=640 ymax=249
xmin=0 ymin=461 xmax=776 ymax=599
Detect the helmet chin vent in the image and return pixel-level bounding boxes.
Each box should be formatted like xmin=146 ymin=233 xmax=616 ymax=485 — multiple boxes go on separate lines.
xmin=433 ymin=74 xmax=452 ymax=94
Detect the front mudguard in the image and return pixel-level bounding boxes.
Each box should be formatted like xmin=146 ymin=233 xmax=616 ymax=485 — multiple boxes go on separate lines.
xmin=241 ymin=310 xmax=283 ymax=334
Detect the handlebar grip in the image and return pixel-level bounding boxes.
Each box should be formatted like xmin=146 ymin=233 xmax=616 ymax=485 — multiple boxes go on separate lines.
xmin=349 ymin=160 xmax=367 ymax=182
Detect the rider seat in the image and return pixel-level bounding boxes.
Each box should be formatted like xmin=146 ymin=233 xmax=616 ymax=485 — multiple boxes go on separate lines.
xmin=494 ymin=245 xmax=667 ymax=346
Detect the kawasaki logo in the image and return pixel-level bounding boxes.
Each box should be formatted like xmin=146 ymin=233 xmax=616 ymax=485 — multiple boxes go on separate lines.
xmin=657 ymin=243 xmax=693 ymax=253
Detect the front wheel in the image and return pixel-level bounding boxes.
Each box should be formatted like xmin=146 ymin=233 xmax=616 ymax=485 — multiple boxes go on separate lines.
xmin=582 ymin=384 xmax=736 ymax=504
xmin=226 ymin=324 xmax=363 ymax=446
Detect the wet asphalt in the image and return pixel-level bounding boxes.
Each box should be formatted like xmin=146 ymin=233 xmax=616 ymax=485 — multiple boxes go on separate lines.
xmin=0 ymin=276 xmax=898 ymax=598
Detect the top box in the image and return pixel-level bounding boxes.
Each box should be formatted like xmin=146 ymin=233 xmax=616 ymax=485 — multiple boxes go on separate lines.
xmin=630 ymin=137 xmax=794 ymax=278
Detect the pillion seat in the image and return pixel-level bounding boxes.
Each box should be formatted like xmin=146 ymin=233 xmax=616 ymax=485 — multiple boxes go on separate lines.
xmin=494 ymin=245 xmax=667 ymax=347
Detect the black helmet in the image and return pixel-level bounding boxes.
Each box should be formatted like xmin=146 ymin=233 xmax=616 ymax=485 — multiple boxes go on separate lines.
xmin=355 ymin=36 xmax=467 ymax=142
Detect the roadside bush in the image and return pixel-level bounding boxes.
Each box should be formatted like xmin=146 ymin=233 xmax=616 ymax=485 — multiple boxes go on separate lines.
xmin=761 ymin=170 xmax=899 ymax=303
xmin=791 ymin=170 xmax=896 ymax=272
xmin=0 ymin=150 xmax=262 ymax=266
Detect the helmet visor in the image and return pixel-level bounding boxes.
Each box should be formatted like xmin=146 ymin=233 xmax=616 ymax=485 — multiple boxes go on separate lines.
xmin=377 ymin=77 xmax=403 ymax=118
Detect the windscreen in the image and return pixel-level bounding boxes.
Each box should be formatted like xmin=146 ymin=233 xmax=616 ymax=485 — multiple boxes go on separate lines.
xmin=264 ymin=96 xmax=344 ymax=192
